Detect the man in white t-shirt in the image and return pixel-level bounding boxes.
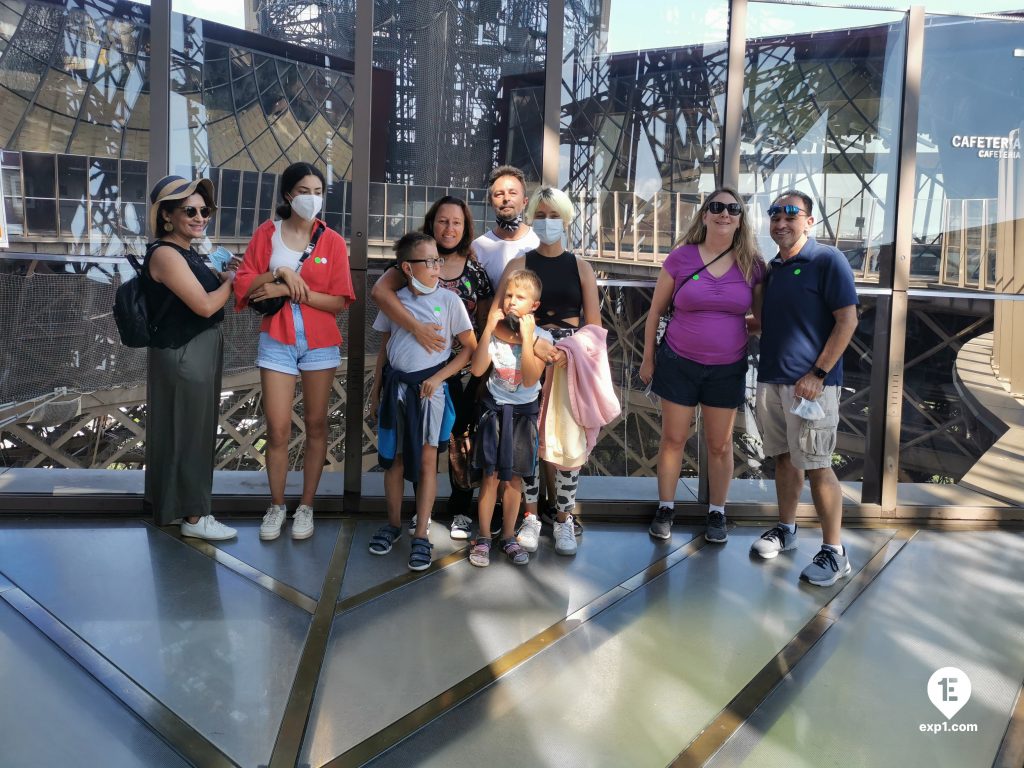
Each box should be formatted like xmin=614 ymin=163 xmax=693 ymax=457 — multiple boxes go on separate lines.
xmin=473 ymin=165 xmax=540 ymax=288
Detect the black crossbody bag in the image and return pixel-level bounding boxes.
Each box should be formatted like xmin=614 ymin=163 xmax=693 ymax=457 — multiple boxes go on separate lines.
xmin=250 ymin=222 xmax=326 ymax=316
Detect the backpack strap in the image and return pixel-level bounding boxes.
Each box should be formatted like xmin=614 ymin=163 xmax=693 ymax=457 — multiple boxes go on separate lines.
xmin=138 ymin=241 xmax=179 ymax=331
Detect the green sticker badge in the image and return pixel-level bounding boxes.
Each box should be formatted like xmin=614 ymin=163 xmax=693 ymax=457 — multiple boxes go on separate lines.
xmin=794 ymin=268 xmax=801 ymax=275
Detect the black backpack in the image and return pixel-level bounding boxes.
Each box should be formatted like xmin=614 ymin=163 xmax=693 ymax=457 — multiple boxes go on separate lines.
xmin=113 ymin=245 xmax=174 ymax=348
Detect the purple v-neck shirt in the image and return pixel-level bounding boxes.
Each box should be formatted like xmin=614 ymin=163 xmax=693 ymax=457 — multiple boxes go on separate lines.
xmin=662 ymin=244 xmax=764 ymax=365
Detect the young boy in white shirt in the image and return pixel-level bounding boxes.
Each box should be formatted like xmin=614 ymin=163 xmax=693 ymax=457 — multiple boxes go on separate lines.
xmin=369 ymin=232 xmax=477 ymax=571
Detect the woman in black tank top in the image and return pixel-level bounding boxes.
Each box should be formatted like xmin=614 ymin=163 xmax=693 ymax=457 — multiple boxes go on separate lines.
xmin=143 ymin=175 xmax=237 ymax=541
xmin=492 ymin=185 xmax=603 ymax=550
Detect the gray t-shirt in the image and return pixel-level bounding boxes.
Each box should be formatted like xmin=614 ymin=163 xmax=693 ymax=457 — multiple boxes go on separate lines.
xmin=373 ymin=285 xmax=473 ymax=372
xmin=486 ymin=325 xmax=554 ymax=405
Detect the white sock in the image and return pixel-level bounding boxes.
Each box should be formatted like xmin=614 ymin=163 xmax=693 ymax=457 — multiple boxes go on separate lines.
xmin=780 ymin=521 xmax=796 ymax=534
xmin=823 ymin=542 xmax=844 ymax=555
xmin=659 ymin=500 xmax=675 ymax=509
xmin=709 ymin=504 xmax=725 ymax=515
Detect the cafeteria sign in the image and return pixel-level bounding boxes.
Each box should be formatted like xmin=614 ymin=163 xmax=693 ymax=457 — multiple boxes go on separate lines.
xmin=950 ymin=134 xmax=1021 ymax=160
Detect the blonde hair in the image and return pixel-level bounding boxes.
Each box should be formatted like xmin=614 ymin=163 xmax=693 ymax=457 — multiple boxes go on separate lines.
xmin=505 ymin=268 xmax=543 ymax=301
xmin=525 ymin=186 xmax=575 ymax=224
xmin=678 ymin=187 xmax=761 ymax=284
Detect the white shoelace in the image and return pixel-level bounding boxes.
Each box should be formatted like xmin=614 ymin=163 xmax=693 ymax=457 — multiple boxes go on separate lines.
xmin=294 ymin=506 xmax=313 ymax=526
xmin=555 ymin=516 xmax=575 ymax=547
xmin=262 ymin=507 xmax=285 ymax=527
xmin=452 ymin=514 xmax=472 ymax=530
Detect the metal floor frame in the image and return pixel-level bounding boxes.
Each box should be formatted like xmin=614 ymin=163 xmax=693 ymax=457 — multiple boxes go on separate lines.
xmin=0 ymin=513 xmax=1022 ymax=768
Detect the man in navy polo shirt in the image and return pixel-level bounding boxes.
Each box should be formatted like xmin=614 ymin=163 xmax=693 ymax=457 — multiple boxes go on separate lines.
xmin=751 ymin=190 xmax=859 ymax=586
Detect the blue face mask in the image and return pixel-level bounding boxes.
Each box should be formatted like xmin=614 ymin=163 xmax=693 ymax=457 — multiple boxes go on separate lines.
xmin=532 ymin=218 xmax=564 ymax=245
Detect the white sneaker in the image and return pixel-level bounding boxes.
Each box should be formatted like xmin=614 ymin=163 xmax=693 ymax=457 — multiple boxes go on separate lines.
xmin=450 ymin=514 xmax=473 ymax=540
xmin=553 ymin=515 xmax=577 ymax=556
xmin=517 ymin=514 xmax=542 ymax=552
xmin=181 ymin=515 xmax=237 ymax=541
xmin=409 ymin=514 xmax=431 ymax=536
xmin=259 ymin=505 xmax=287 ymax=541
xmin=292 ymin=504 xmax=314 ymax=540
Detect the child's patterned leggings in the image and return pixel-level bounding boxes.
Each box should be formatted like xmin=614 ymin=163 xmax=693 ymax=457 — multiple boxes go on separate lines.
xmin=523 ymin=467 xmax=580 ymax=513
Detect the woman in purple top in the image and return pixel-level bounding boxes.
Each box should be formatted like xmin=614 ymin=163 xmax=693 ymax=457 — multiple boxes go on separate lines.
xmin=638 ymin=187 xmax=765 ymax=544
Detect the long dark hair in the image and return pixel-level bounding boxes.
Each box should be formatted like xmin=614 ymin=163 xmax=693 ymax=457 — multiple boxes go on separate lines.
xmin=421 ymin=195 xmax=475 ymax=259
xmin=276 ymin=162 xmax=326 ymax=219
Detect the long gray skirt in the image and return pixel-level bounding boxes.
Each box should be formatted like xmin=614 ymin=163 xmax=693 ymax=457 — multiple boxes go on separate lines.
xmin=145 ymin=325 xmax=224 ymax=525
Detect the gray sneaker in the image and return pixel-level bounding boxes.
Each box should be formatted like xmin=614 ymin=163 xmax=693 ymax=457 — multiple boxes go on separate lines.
xmin=705 ymin=511 xmax=727 ymax=543
xmin=649 ymin=506 xmax=674 ymax=539
xmin=801 ymin=546 xmax=852 ymax=586
xmin=750 ymin=524 xmax=798 ymax=559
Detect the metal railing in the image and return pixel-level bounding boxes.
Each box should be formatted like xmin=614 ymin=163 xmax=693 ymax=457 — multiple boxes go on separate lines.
xmin=0 ymin=152 xmax=1003 ymax=290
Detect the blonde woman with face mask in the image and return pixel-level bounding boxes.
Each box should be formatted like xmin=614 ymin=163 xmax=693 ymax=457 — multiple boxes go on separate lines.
xmin=235 ymin=162 xmax=356 ymax=542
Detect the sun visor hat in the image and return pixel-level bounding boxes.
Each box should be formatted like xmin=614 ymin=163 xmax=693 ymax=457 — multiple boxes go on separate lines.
xmin=148 ymin=175 xmax=215 ymax=237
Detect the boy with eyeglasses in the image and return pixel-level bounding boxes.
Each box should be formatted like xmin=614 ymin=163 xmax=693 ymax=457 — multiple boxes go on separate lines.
xmin=752 ymin=190 xmax=860 ymax=586
xmin=368 ymin=232 xmax=477 ymax=571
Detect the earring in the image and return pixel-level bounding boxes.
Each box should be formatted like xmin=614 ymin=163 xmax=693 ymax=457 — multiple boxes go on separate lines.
xmin=163 ymin=221 xmax=174 ymax=232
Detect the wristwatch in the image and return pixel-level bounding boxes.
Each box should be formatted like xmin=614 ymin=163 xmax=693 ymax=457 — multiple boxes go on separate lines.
xmin=811 ymin=366 xmax=828 ymax=379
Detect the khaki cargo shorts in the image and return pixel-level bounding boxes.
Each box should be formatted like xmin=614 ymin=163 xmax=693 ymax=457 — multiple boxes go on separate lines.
xmin=755 ymin=383 xmax=840 ymax=471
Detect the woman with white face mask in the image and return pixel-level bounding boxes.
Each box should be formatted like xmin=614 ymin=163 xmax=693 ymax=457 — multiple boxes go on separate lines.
xmin=234 ymin=162 xmax=356 ymax=542
xmin=492 ymin=186 xmax=602 ymax=556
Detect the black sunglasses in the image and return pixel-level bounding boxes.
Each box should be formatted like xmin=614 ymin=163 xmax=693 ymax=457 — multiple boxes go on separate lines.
xmin=767 ymin=204 xmax=807 ymax=218
xmin=707 ymin=201 xmax=743 ymax=216
xmin=178 ymin=205 xmax=213 ymax=219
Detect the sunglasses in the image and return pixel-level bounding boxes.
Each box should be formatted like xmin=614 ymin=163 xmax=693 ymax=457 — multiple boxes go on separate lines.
xmin=707 ymin=201 xmax=743 ymax=216
xmin=178 ymin=205 xmax=213 ymax=219
xmin=767 ymin=204 xmax=807 ymax=218
xmin=406 ymin=257 xmax=445 ymax=268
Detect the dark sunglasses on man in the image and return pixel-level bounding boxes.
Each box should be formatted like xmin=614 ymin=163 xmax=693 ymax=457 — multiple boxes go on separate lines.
xmin=707 ymin=201 xmax=743 ymax=216
xmin=767 ymin=204 xmax=807 ymax=218
xmin=178 ymin=205 xmax=214 ymax=219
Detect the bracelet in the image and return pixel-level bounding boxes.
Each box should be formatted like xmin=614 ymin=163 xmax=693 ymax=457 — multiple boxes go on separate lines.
xmin=271 ymin=266 xmax=282 ymax=280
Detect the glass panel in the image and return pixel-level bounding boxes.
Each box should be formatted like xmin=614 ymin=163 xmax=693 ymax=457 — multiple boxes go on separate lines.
xmin=58 ymin=155 xmax=87 ymax=200
xmin=562 ymin=1 xmax=727 ymax=257
xmin=915 ymin=14 xmax=1024 ymax=292
xmin=24 ymin=197 xmax=56 ymax=234
xmin=169 ymin=12 xmax=356 ymax=244
xmin=741 ymin=4 xmax=906 ymax=271
xmin=0 ymin=0 xmax=150 ymax=256
xmin=22 ymin=152 xmax=55 ymax=197
xmin=896 ymin=296 xmax=1003 ymax=505
xmin=120 ymin=160 xmax=147 ymax=202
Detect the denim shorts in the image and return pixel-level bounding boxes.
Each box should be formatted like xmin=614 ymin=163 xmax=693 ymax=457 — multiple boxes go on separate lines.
xmin=651 ymin=344 xmax=748 ymax=409
xmin=257 ymin=303 xmax=340 ymax=375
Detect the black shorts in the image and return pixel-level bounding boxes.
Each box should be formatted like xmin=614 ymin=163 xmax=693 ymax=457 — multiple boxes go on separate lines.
xmin=651 ymin=344 xmax=748 ymax=409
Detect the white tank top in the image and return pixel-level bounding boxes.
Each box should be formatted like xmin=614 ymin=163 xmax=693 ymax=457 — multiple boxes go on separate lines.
xmin=269 ymin=220 xmax=304 ymax=274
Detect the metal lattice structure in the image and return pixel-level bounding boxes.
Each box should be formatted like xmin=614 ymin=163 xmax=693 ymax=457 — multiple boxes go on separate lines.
xmin=257 ymin=0 xmax=553 ymax=186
